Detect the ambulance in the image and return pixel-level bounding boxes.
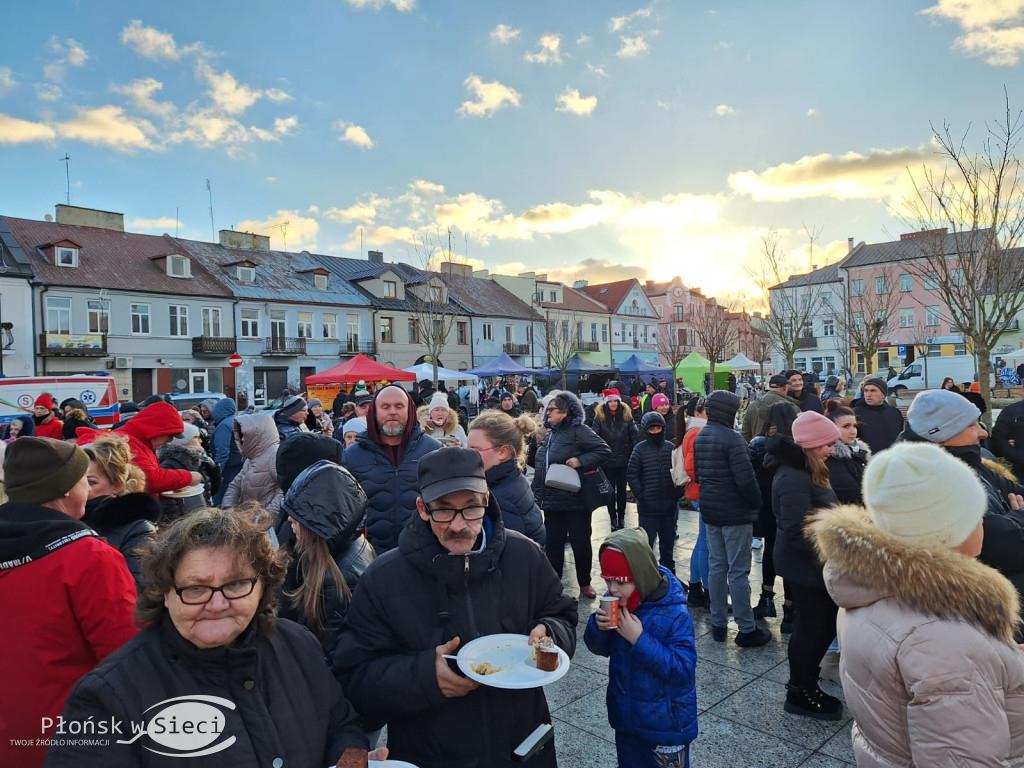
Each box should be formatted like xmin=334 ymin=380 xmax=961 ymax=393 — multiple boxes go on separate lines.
xmin=0 ymin=376 xmax=120 ymax=427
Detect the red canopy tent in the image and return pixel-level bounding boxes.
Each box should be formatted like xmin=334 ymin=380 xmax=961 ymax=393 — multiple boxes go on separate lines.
xmin=305 ymin=354 xmax=417 ymax=384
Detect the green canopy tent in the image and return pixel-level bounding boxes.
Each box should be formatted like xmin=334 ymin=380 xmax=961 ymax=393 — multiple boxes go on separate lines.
xmin=675 ymin=351 xmax=732 ymax=392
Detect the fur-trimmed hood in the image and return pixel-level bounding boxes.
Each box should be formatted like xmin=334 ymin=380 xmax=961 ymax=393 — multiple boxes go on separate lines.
xmin=830 ymin=439 xmax=871 ymax=461
xmin=549 ymin=390 xmax=586 ymax=425
xmin=416 ymin=404 xmax=460 ymax=436
xmin=593 ymin=401 xmax=633 ymax=423
xmin=810 ymin=504 xmax=1021 ymax=645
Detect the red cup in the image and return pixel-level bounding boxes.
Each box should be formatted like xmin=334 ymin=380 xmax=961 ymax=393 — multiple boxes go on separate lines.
xmin=600 ymin=595 xmax=620 ymax=628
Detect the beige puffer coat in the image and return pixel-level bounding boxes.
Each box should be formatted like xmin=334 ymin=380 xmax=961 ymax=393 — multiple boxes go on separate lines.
xmin=221 ymin=413 xmax=282 ymax=516
xmin=416 ymin=405 xmax=467 ymax=447
xmin=810 ymin=505 xmax=1024 ymax=767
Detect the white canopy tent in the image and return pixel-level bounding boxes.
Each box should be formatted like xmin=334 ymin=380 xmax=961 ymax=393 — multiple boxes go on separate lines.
xmin=402 ymin=362 xmax=478 ymax=382
xmin=722 ymin=352 xmax=762 ymax=370
xmin=1001 ymin=347 xmax=1024 ymax=361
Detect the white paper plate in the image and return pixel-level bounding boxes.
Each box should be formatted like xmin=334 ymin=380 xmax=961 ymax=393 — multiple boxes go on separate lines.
xmin=456 ymin=633 xmax=570 ymax=689
xmin=161 ymin=485 xmax=204 ymax=498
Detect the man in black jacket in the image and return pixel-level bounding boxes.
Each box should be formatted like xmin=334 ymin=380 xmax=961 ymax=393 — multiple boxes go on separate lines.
xmin=693 ymin=390 xmax=772 ymax=648
xmin=333 ymin=447 xmax=577 ymax=768
xmin=991 ymin=394 xmax=1024 ymax=481
xmin=853 ymin=376 xmax=904 ymax=453
xmin=627 ymin=411 xmax=682 ymax=572
xmin=785 ymin=370 xmax=824 ymax=414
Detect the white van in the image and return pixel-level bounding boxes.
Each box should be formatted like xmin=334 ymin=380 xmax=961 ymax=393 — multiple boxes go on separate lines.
xmin=888 ymin=356 xmax=977 ymax=393
xmin=0 ymin=376 xmax=120 ymax=426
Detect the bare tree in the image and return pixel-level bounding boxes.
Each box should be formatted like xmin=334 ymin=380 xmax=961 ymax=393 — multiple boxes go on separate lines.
xmin=900 ymin=94 xmax=1024 ymax=421
xmin=692 ymin=302 xmax=737 ymax=390
xmin=655 ymin=319 xmax=692 ymax=371
xmin=540 ymin=310 xmax=584 ymax=389
xmin=410 ymin=227 xmax=463 ymax=387
xmin=830 ymin=267 xmax=903 ymax=376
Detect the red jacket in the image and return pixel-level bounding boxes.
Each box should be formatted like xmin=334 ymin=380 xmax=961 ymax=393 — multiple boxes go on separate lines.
xmin=0 ymin=504 xmax=137 ymax=767
xmin=682 ymin=424 xmax=703 ymax=502
xmin=33 ymin=415 xmax=63 ymax=440
xmin=79 ymin=402 xmax=193 ymax=495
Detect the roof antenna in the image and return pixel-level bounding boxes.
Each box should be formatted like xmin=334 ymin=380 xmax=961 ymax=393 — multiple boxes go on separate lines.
xmin=206 ymin=179 xmax=215 ymax=242
xmin=59 ymin=154 xmax=71 ymax=205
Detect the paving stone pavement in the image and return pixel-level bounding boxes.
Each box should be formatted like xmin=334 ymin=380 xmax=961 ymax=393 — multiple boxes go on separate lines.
xmin=550 ymin=502 xmax=855 ymax=768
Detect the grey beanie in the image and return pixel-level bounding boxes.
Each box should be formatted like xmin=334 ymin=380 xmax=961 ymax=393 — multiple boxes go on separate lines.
xmin=279 ymin=396 xmax=307 ymax=418
xmin=907 ymin=389 xmax=981 ymax=443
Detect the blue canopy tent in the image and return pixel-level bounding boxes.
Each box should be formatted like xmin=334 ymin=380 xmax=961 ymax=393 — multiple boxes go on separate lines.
xmin=544 ymin=353 xmax=618 ymax=392
xmin=617 ymin=354 xmax=676 ymax=402
xmin=466 ymin=352 xmax=544 ymax=376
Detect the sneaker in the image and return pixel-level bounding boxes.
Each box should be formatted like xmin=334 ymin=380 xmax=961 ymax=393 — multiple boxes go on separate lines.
xmin=781 ymin=604 xmax=795 ymax=634
xmin=711 ymin=625 xmax=727 ymax=642
xmin=686 ymin=582 xmax=710 ymax=609
xmin=753 ymin=593 xmax=777 ymax=619
xmin=580 ymin=585 xmax=597 ymax=599
xmin=751 ymin=537 xmax=764 ymax=549
xmin=735 ymin=627 xmax=772 ymax=648
xmin=784 ymin=683 xmax=843 ymax=721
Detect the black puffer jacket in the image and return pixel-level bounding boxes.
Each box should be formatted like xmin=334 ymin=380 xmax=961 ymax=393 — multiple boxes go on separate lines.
xmin=47 ymin=618 xmax=367 ymax=767
xmin=693 ymin=391 xmax=761 ymax=525
xmin=530 ymin=392 xmax=611 ymax=514
xmin=156 ymin=442 xmax=221 ymax=522
xmin=991 ymin=398 xmax=1024 ymax=480
xmin=590 ymin=402 xmax=638 ymax=469
xmin=853 ymin=399 xmax=904 ymax=453
xmin=81 ymin=492 xmax=159 ymax=592
xmin=824 ymin=440 xmax=870 ymax=505
xmin=769 ymin=436 xmax=838 ymax=589
xmin=626 ymin=413 xmax=681 ymax=515
xmin=278 ymin=460 xmax=376 ymax=659
xmin=332 ymin=496 xmax=578 ymax=768
xmin=486 ymin=459 xmax=546 ymax=546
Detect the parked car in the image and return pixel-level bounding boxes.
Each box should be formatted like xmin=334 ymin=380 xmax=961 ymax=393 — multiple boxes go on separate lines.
xmin=168 ymin=391 xmax=227 ymax=412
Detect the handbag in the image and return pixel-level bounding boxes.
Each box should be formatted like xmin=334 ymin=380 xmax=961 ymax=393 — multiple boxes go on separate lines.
xmin=543 ymin=436 xmax=581 ymax=492
xmin=580 ymin=466 xmax=612 ymax=513
xmin=670 ymin=444 xmax=691 ymax=487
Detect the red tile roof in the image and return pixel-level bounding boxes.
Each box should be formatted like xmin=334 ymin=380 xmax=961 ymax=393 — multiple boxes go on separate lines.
xmin=540 ymin=285 xmax=608 ymax=314
xmin=579 ymin=279 xmax=638 ymax=312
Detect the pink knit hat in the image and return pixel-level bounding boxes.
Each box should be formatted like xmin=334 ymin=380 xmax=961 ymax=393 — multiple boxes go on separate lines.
xmin=652 ymin=393 xmax=670 ymax=409
xmin=791 ymin=411 xmax=841 ymax=449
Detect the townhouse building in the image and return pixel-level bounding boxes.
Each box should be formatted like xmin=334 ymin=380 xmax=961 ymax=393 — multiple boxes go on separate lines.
xmin=766 ymin=263 xmax=847 ymax=376
xmin=538 ymin=283 xmax=613 ymax=366
xmin=0 ymin=219 xmax=42 ymax=379
xmin=643 ymin=277 xmax=699 ymax=366
xmin=578 ymin=279 xmax=660 ymax=365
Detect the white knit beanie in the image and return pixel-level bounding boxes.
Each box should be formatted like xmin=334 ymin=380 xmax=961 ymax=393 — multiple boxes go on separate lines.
xmin=862 ymin=442 xmax=985 ymax=549
xmin=427 ymin=392 xmax=449 ymax=412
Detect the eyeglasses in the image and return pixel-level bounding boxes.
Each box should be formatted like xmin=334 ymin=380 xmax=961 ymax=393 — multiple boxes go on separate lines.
xmin=425 ymin=505 xmax=487 ymax=523
xmin=545 ymin=407 xmax=562 ymax=413
xmin=173 ymin=576 xmax=260 ymax=605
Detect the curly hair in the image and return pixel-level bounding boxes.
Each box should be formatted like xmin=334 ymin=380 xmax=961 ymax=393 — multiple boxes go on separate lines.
xmin=468 ymin=409 xmax=536 ymax=468
xmin=136 ymin=504 xmax=289 ymax=633
xmin=83 ymin=435 xmax=146 ymax=495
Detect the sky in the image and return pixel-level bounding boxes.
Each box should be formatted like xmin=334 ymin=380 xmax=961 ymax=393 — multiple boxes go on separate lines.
xmin=2 ymin=0 xmax=1022 ymax=308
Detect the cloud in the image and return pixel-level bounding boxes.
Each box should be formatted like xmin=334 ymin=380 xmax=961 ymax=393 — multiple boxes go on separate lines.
xmin=524 ymin=34 xmax=563 ymax=64
xmin=66 ymin=40 xmax=88 ymax=67
xmin=112 ymin=77 xmax=176 ymax=119
xmin=37 ymin=83 xmax=62 ymax=101
xmin=0 ymin=68 xmax=16 ymax=97
xmin=609 ymin=7 xmax=653 ymax=32
xmin=546 ymin=258 xmax=648 ymax=286
xmin=359 ymin=224 xmax=419 ymax=248
xmin=457 ymin=75 xmax=522 ymax=117
xmin=57 ymin=106 xmax=157 ymax=151
xmin=346 ymin=0 xmax=416 ymax=11
xmin=250 ymin=116 xmax=299 ymax=142
xmin=806 ymin=107 xmax=819 ymax=117
xmin=616 ymin=35 xmax=650 ymax=58
xmin=576 ymin=35 xmax=592 ymax=46
xmin=120 ymin=20 xmax=200 ymax=60
xmin=490 ymin=24 xmax=520 ymax=44
xmin=952 ymin=25 xmax=1024 ymax=65
xmin=325 ymin=201 xmax=378 ymax=223
xmin=715 ymin=104 xmax=736 ymax=117
xmin=921 ymin=0 xmax=1024 ymax=65
xmin=0 ymin=113 xmax=57 ymax=143
xmin=555 ymin=87 xmax=597 ymax=116
xmin=922 ymin=0 xmax=1024 ymax=30
xmin=728 ymin=145 xmax=935 ymax=202
xmin=197 ymin=62 xmax=263 ymax=114
xmin=713 ymin=41 xmax=734 ymax=51
xmin=493 ymin=261 xmax=528 ymax=275
xmin=586 ymin=63 xmax=609 ymax=78
xmin=334 ymin=120 xmax=375 ymax=149
xmin=235 ymin=210 xmax=320 ymax=251
xmin=129 ymin=216 xmax=182 ymax=231
xmin=44 ymin=37 xmax=89 ymax=82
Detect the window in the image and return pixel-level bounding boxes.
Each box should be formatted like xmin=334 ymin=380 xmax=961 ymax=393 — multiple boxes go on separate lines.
xmin=46 ymin=297 xmax=71 ymax=333
xmin=925 ymin=305 xmax=941 ymax=326
xmin=952 ymin=268 xmax=965 ymax=287
xmin=782 ymin=295 xmax=794 ymax=311
xmin=899 ymin=308 xmax=915 ymax=328
xmin=346 ymin=315 xmax=359 ymax=344
xmin=578 ymin=323 xmax=585 ymax=343
xmin=429 ymin=285 xmax=443 ymax=303
xmin=201 ymin=307 xmax=222 ymax=337
xmin=131 ymin=303 xmax=151 ymax=335
xmin=673 ymin=305 xmax=685 ymax=322
xmin=856 ymin=352 xmax=865 ymax=374
xmin=821 ymin=292 xmax=832 ymax=307
xmin=168 ymin=255 xmax=191 ymax=278
xmin=561 ymin=320 xmax=570 ymax=340
xmin=783 ymin=320 xmax=793 ymax=336
xmin=56 ymin=247 xmax=78 ymax=267
xmin=482 ymin=323 xmax=493 ymax=341
xmin=656 ymin=305 xmax=663 ymax=317
xmin=853 ymin=311 xmax=865 ymax=331
xmin=322 ymin=313 xmax=337 ymax=339
xmin=852 ymin=279 xmax=864 ymax=297
xmin=803 ymin=321 xmax=814 ymax=338
xmin=899 ymin=274 xmax=912 ymax=292
xmin=591 ymin=323 xmax=598 ymax=342
xmin=270 ymin=311 xmax=286 ymax=340
xmin=506 ymin=325 xmax=513 ymax=343
xmin=526 ymin=326 xmax=533 ymax=343
xmin=822 ymin=318 xmax=835 ymax=337
xmin=409 ymin=318 xmax=420 ymax=344
xmin=928 ymin=344 xmax=943 ymax=357
xmin=237 ymin=266 xmax=255 ymax=283
xmin=380 ymin=317 xmax=394 ymax=343
xmin=297 ymin=312 xmax=313 ymax=339
xmin=383 ymin=280 xmax=397 ymax=298
xmin=925 ymin=271 xmax=939 ymax=290
xmin=87 ymin=300 xmax=110 ymax=334
xmin=457 ymin=321 xmax=467 ymax=345
xmin=877 ymin=349 xmax=891 ymax=369
xmin=601 ymin=324 xmax=608 ymax=343
xmin=240 ymin=309 xmax=260 ymax=338
xmin=875 ymin=310 xmax=888 ymax=330
xmin=549 ymin=291 xmax=556 ymax=302
xmin=314 ymin=273 xmax=328 ymax=291
xmin=801 ymin=294 xmax=811 ymax=309
xmin=954 ymin=343 xmax=967 ymax=355
xmin=875 ymin=276 xmax=889 ymax=294
xmin=169 ymin=305 xmax=189 ymax=336
xmin=620 ymin=323 xmax=627 ymax=338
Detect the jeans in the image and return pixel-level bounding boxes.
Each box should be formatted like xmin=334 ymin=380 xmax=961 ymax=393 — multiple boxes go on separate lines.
xmin=638 ymin=513 xmax=677 ymax=572
xmin=604 ymin=465 xmax=628 ymax=522
xmin=787 ymin=582 xmax=839 ymax=687
xmin=706 ymin=523 xmax=754 ymax=632
xmin=544 ymin=506 xmax=593 ymax=587
xmin=689 ymin=504 xmax=710 ymax=586
xmin=615 ymin=732 xmax=690 ymax=768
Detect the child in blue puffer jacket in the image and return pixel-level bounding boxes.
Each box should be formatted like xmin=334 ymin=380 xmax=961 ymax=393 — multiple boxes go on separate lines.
xmin=584 ymin=528 xmax=698 ymax=767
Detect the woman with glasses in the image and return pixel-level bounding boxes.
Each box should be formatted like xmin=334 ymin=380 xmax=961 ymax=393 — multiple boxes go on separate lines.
xmin=529 ymin=391 xmax=612 ymax=599
xmin=47 ymin=505 xmax=386 ymax=767
xmin=466 ymin=409 xmax=546 ymax=546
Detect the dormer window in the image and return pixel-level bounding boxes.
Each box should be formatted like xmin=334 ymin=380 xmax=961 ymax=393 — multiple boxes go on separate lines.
xmin=430 ymin=285 xmax=443 ymax=302
xmin=237 ymin=266 xmax=256 ymax=283
xmin=168 ymin=254 xmax=191 ymax=278
xmin=314 ymin=273 xmax=328 ymax=291
xmin=57 ymin=247 xmax=78 ymax=268
xmin=383 ymin=280 xmax=397 ymax=298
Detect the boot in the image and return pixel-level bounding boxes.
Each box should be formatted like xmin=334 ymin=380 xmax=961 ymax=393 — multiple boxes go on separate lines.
xmin=784 ymin=683 xmax=842 ymax=720
xmin=686 ymin=582 xmax=709 ymax=609
xmin=735 ymin=626 xmax=772 ymax=648
xmin=781 ymin=603 xmax=795 ymax=634
xmin=753 ymin=592 xmax=777 ymax=619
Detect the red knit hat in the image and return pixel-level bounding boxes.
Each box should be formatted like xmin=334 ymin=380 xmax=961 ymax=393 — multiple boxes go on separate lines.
xmin=34 ymin=394 xmax=54 ymax=410
xmin=602 ymin=389 xmax=622 ymax=402
xmin=599 ymin=547 xmax=633 ymax=583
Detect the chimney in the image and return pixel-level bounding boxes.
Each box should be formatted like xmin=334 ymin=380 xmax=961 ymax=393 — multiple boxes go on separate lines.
xmin=573 ymin=279 xmax=589 ymax=289
xmin=55 ymin=204 xmax=125 ymax=232
xmin=219 ymin=229 xmax=270 ymax=251
xmin=368 ymin=250 xmax=384 ymax=263
xmin=847 ymin=237 xmax=854 ymax=253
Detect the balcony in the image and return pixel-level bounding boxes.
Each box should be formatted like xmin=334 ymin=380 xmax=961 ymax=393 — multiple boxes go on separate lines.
xmin=39 ymin=332 xmax=107 ymax=357
xmin=577 ymin=341 xmax=601 ymax=352
xmin=262 ymin=337 xmax=306 ymax=356
xmin=796 ymin=336 xmax=818 ymax=349
xmin=340 ymin=338 xmax=377 ymax=356
xmin=503 ymin=342 xmax=530 ymax=356
xmin=192 ymin=336 xmax=237 ymax=357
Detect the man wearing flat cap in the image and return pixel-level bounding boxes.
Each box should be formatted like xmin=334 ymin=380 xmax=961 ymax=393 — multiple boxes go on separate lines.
xmin=334 ymin=447 xmax=577 ymax=768
xmin=0 ymin=437 xmax=137 ymax=768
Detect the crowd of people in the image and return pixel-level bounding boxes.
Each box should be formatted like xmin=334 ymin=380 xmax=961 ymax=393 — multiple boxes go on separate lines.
xmin=2 ymin=367 xmax=1024 ymax=767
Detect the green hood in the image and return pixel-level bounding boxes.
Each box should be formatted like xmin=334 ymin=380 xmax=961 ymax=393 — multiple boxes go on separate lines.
xmin=599 ymin=528 xmax=661 ymax=601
